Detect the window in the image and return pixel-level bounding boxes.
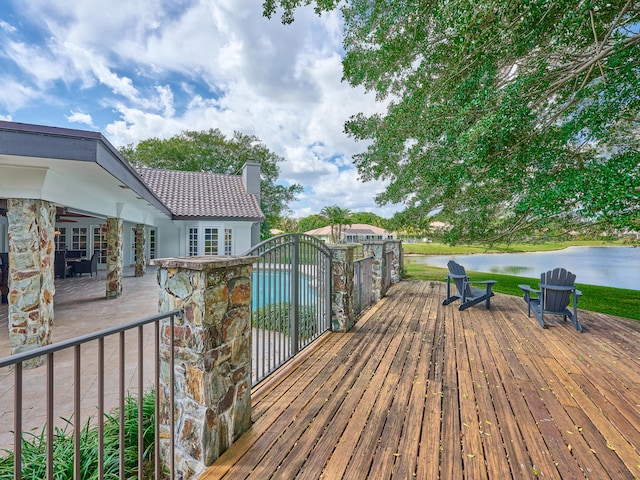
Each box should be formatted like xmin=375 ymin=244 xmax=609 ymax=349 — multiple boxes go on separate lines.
xmin=189 ymin=228 xmax=198 ymax=256
xmin=187 ymin=226 xmax=229 ymax=256
xmin=93 ymin=226 xmax=107 ymax=264
xmin=55 ymin=227 xmax=66 ymax=251
xmin=149 ymin=229 xmax=156 ymax=259
xmin=72 ymin=227 xmax=88 ymax=252
xmin=224 ymin=228 xmax=232 ymax=255
xmin=203 ymin=227 xmax=219 ymax=255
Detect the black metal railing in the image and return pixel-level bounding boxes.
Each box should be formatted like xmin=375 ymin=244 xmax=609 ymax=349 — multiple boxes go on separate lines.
xmin=245 ymin=234 xmax=332 ymax=385
xmin=354 ymin=256 xmax=374 ymax=315
xmin=0 ymin=309 xmax=181 ymax=480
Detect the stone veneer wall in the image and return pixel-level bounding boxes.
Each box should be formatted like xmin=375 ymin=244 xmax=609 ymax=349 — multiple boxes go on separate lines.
xmin=106 ymin=217 xmax=123 ymax=299
xmin=152 ymin=255 xmax=255 ymax=478
xmin=135 ymin=223 xmax=146 ymax=277
xmin=362 ymin=241 xmax=387 ymax=303
xmin=6 ymin=198 xmax=56 ymax=366
xmin=329 ymin=245 xmax=355 ymax=332
xmin=385 ymin=240 xmax=403 ymax=284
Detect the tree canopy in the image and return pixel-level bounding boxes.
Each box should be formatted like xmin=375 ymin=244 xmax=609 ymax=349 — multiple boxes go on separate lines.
xmin=120 ymin=129 xmax=302 ymax=237
xmin=264 ymin=0 xmax=640 ymax=244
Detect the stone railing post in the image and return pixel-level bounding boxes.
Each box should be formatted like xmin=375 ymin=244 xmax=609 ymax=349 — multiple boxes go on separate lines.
xmin=106 ymin=217 xmax=123 ymax=299
xmin=385 ymin=240 xmax=403 ymax=284
xmin=6 ymin=198 xmax=56 ymax=366
xmin=135 ymin=223 xmax=146 ymax=277
xmin=328 ymin=245 xmax=355 ymax=332
xmin=362 ymin=241 xmax=387 ymax=303
xmin=151 ymin=255 xmax=256 ymax=477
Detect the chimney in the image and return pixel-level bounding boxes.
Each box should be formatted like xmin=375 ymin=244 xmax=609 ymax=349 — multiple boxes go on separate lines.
xmin=242 ymin=161 xmax=261 ymax=203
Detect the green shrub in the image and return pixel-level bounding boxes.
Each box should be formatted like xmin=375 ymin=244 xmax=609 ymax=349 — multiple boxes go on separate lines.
xmin=0 ymin=389 xmax=160 ymax=479
xmin=252 ymin=302 xmax=319 ymax=340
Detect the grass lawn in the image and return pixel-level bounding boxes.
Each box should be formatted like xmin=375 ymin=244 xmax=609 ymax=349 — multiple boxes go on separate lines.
xmin=402 ymin=240 xmax=624 ymax=255
xmin=404 ymin=263 xmax=640 ymax=322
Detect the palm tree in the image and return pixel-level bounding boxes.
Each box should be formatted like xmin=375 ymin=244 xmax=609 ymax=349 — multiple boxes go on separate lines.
xmin=320 ymin=205 xmax=352 ymax=243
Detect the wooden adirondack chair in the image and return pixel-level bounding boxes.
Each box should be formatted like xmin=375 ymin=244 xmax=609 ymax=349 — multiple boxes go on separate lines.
xmin=518 ymin=268 xmax=583 ymax=332
xmin=442 ymin=260 xmax=497 ymax=310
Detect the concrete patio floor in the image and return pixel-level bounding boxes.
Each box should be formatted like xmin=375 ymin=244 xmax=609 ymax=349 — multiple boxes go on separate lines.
xmin=0 ymin=267 xmax=161 ymax=451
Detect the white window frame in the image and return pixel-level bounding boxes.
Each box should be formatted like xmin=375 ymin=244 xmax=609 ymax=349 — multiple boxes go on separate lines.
xmin=187 ymin=225 xmax=230 ymax=256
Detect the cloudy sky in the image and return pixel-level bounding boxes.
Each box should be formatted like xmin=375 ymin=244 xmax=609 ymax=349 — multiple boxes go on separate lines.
xmin=0 ymin=0 xmax=403 ymax=218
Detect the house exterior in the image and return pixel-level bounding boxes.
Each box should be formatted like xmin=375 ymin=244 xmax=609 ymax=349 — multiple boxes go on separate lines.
xmin=0 ymin=120 xmax=264 ymax=355
xmin=305 ymin=223 xmax=395 ymax=243
xmin=0 ymin=121 xmax=264 ymax=265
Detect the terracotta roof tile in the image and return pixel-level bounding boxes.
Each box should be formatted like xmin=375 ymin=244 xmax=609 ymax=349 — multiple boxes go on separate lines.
xmin=136 ymin=168 xmax=264 ymax=220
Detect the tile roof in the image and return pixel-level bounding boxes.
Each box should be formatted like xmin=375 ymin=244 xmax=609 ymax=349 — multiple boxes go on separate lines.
xmin=136 ymin=168 xmax=264 ymax=220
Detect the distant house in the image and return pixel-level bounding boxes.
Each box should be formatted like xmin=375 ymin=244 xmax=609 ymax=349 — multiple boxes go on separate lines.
xmin=0 ymin=121 xmax=264 ymax=265
xmin=305 ymin=224 xmax=395 ymax=243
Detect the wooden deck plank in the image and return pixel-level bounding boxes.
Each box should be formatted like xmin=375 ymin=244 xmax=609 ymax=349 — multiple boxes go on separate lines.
xmin=470 ymin=309 xmax=536 ymax=479
xmin=338 ymin=282 xmax=427 ymax=478
xmin=201 ymin=281 xmax=640 ymax=480
xmin=391 ymin=287 xmax=438 ymax=478
xmin=460 ymin=307 xmax=513 ymax=479
xmin=283 ymin=281 xmax=431 ymax=480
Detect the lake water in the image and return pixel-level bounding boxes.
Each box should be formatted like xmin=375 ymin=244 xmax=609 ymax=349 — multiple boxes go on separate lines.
xmin=405 ymin=246 xmax=639 ymax=290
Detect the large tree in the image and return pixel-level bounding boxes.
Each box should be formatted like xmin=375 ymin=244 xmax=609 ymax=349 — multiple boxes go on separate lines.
xmin=120 ymin=129 xmax=302 ymax=238
xmin=264 ymin=0 xmax=640 ymax=244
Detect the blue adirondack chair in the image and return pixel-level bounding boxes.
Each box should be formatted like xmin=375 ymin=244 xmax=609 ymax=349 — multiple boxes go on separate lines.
xmin=442 ymin=260 xmax=497 ymax=310
xmin=518 ymin=267 xmax=583 ymax=332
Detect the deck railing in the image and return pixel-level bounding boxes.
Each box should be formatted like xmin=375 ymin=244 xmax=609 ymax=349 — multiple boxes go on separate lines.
xmin=0 ymin=309 xmax=182 ymax=480
xmin=246 ymin=234 xmax=332 ymax=386
xmin=385 ymin=249 xmax=393 ymax=290
xmin=354 ymin=256 xmax=374 ymax=315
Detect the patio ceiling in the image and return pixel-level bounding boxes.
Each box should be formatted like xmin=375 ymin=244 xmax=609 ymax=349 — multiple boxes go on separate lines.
xmin=0 ymin=121 xmax=171 ymax=226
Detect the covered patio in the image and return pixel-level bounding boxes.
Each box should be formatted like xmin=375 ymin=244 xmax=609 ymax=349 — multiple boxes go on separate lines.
xmin=202 ymin=281 xmax=640 ymax=479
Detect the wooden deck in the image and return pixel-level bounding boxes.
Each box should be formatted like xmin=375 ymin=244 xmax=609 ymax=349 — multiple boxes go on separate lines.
xmin=202 ymin=280 xmax=640 ymax=479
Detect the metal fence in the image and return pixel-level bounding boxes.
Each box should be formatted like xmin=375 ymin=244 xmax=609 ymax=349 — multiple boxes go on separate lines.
xmin=385 ymin=249 xmax=393 ymax=290
xmin=0 ymin=309 xmax=182 ymax=480
xmin=245 ymin=234 xmax=332 ymax=385
xmin=354 ymin=256 xmax=374 ymax=315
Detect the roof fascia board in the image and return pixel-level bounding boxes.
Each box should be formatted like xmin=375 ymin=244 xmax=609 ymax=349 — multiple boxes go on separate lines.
xmin=0 ymin=121 xmax=171 ymax=217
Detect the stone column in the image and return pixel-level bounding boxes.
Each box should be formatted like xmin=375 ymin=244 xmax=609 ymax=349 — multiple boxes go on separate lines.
xmin=385 ymin=240 xmax=403 ymax=284
xmin=135 ymin=224 xmax=146 ymax=277
xmin=106 ymin=217 xmax=123 ymax=299
xmin=152 ymin=255 xmax=256 ymax=477
xmin=362 ymin=241 xmax=387 ymax=303
xmin=328 ymin=245 xmax=355 ymax=332
xmin=6 ymin=198 xmax=56 ymax=366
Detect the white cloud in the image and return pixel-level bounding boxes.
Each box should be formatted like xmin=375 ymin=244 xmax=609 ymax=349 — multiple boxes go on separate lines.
xmin=0 ymin=20 xmax=17 ymax=33
xmin=1 ymin=0 xmax=403 ymax=217
xmin=66 ymin=110 xmax=96 ymax=128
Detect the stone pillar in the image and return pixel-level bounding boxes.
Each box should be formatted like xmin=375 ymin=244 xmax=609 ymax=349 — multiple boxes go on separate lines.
xmin=152 ymin=255 xmax=256 ymax=477
xmin=6 ymin=198 xmax=56 ymax=366
xmin=362 ymin=241 xmax=387 ymax=303
xmin=385 ymin=240 xmax=403 ymax=284
xmin=106 ymin=217 xmax=123 ymax=299
xmin=328 ymin=245 xmax=355 ymax=332
xmin=135 ymin=224 xmax=146 ymax=277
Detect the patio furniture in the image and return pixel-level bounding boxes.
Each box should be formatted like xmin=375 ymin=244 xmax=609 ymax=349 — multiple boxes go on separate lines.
xmin=66 ymin=250 xmax=86 ymax=259
xmin=518 ymin=267 xmax=583 ymax=332
xmin=442 ymin=260 xmax=496 ymax=310
xmin=54 ymin=251 xmax=73 ymax=279
xmin=74 ymin=251 xmax=99 ymax=277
